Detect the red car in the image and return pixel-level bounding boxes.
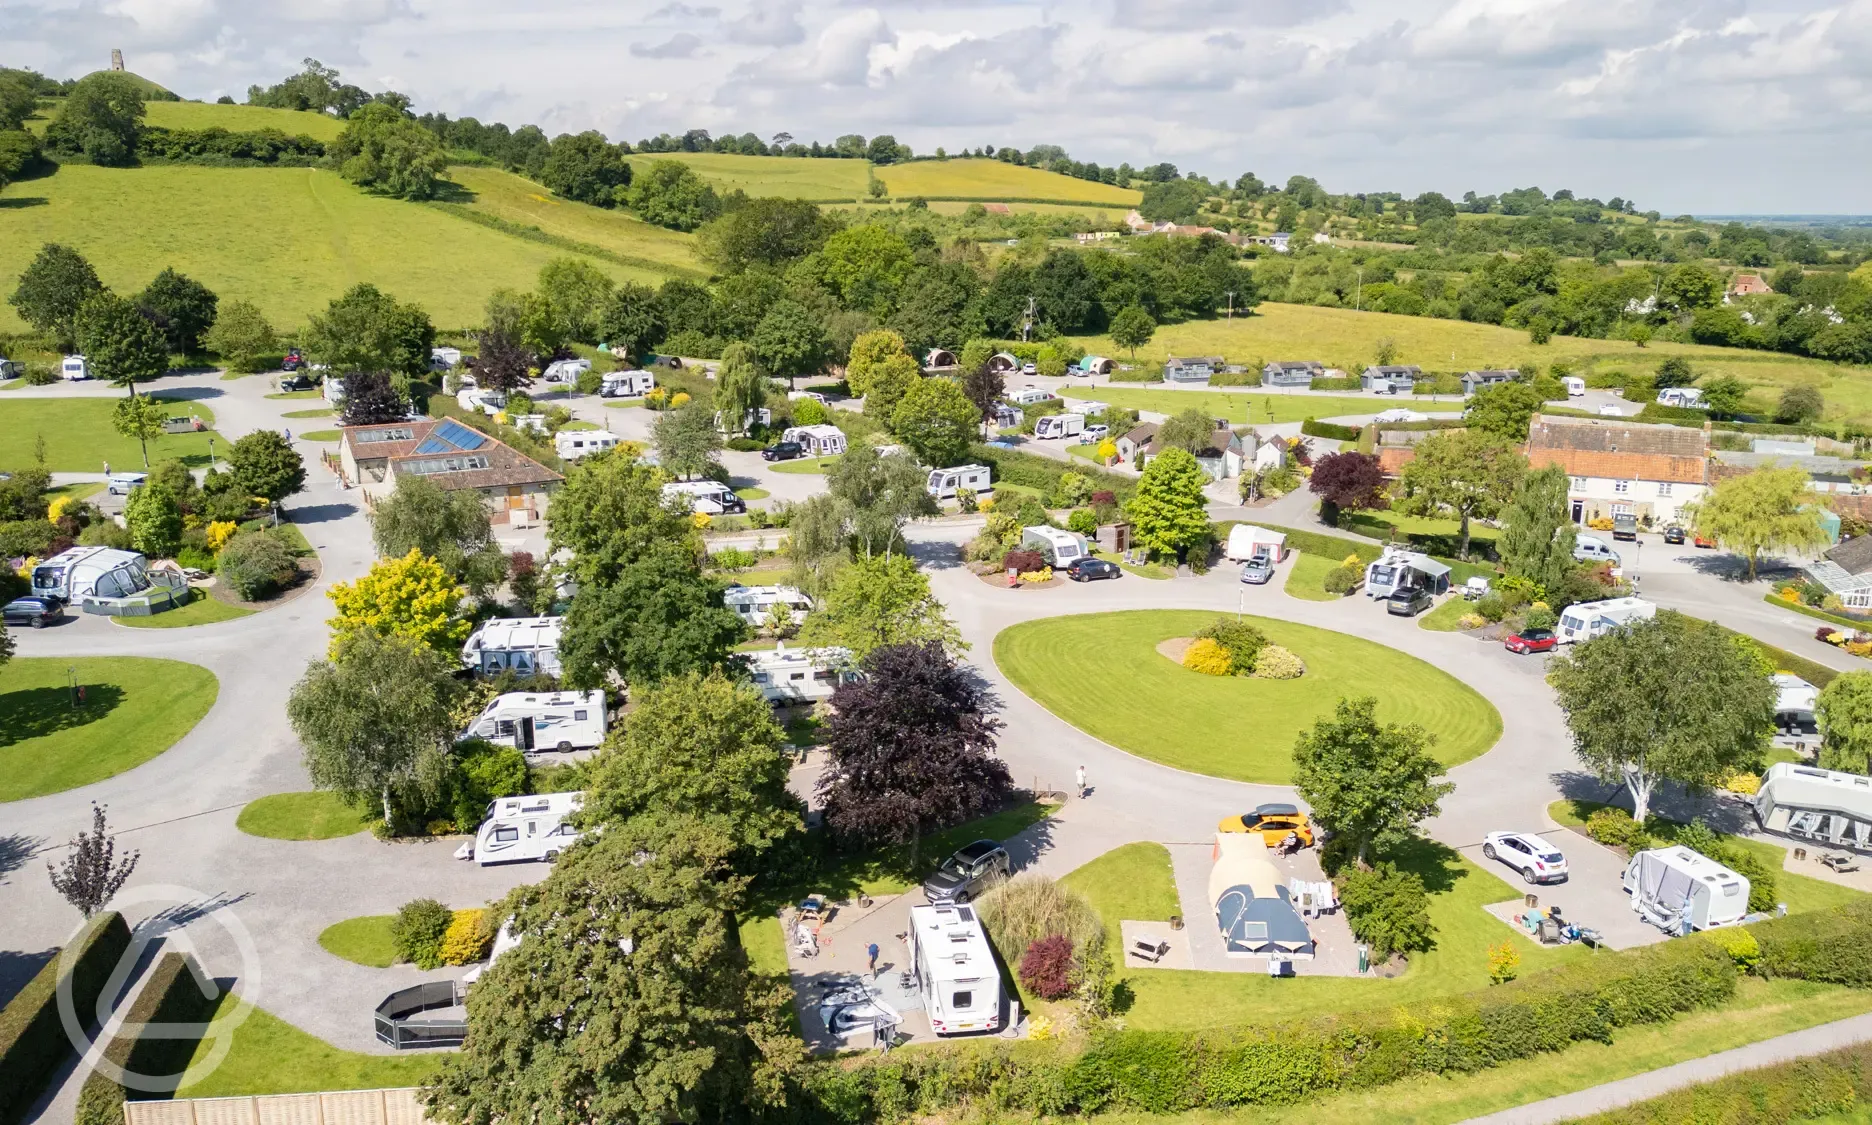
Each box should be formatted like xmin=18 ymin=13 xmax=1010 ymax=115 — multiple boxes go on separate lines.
xmin=1504 ymin=628 xmax=1557 ymax=654
xmin=1693 ymin=535 xmax=1717 ymax=549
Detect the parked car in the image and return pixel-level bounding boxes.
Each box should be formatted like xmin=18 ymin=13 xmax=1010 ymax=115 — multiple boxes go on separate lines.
xmin=1021 ymin=362 xmax=1038 ymax=376
xmin=1483 ymin=831 xmax=1569 ymax=884
xmin=1503 ymin=627 xmax=1557 ymax=654
xmin=1240 ymin=557 xmax=1274 ymax=585
xmin=1663 ymin=526 xmax=1686 ymax=545
xmin=762 ymin=441 xmax=804 ymax=462
xmin=281 ymin=348 xmax=305 ymax=371
xmin=1078 ymin=424 xmax=1109 ymax=444
xmin=922 ymin=840 xmax=1012 ymax=905
xmin=1597 ymin=404 xmax=1623 ymax=417
xmin=1386 ymin=587 xmax=1433 ymax=617
xmin=1218 ymin=804 xmax=1314 ymax=847
xmin=1065 ymin=557 xmax=1120 ymax=582
xmin=278 ymin=372 xmax=313 ymax=392
xmin=3 ymin=596 xmax=64 ymax=628
xmin=1694 ymin=534 xmax=1717 ymax=549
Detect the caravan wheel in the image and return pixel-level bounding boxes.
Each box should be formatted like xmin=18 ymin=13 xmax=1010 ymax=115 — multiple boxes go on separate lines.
xmin=544 ymin=849 xmax=560 ymax=861
xmin=557 ymin=741 xmax=574 ymax=753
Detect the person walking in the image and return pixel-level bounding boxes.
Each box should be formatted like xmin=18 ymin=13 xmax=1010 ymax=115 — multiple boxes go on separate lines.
xmin=867 ymin=942 xmax=880 ymax=976
xmin=102 ymin=460 xmax=110 ymax=477
xmin=1075 ymin=765 xmax=1087 ymax=800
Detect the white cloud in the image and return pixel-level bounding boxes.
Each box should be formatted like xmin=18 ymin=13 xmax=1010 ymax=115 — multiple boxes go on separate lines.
xmin=631 ymin=32 xmax=704 ymax=58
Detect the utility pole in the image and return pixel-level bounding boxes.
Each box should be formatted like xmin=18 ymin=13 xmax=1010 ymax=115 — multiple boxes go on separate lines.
xmin=1226 ymin=291 xmax=1235 ymax=319
xmin=1021 ymin=295 xmax=1038 ymax=342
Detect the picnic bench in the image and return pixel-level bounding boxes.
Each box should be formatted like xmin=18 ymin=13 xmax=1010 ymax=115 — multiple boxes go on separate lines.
xmin=1129 ymin=937 xmax=1171 ymax=964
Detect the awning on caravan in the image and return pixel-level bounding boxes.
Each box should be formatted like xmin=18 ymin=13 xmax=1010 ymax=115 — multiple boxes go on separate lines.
xmin=1208 ymin=834 xmax=1315 ymax=958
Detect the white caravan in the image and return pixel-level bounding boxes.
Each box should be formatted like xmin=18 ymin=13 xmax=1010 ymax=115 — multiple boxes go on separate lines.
xmin=781 ymin=424 xmax=847 ymax=457
xmin=455 ymin=792 xmax=585 ymax=866
xmin=1622 ymin=847 xmax=1750 ymax=933
xmin=927 ymin=464 xmax=992 ymax=500
xmin=906 ymin=903 xmax=1004 ymax=1037
xmin=60 ymin=355 xmax=89 ymax=381
xmin=723 ymin=585 xmax=813 ymax=629
xmin=661 ymin=480 xmax=746 ymax=515
xmin=1363 ymin=549 xmax=1452 ymax=599
xmin=1008 ymin=387 xmax=1053 ymax=406
xmin=542 ymin=357 xmax=592 ymax=383
xmin=31 ymin=547 xmax=151 ymax=604
xmin=715 ymin=407 xmax=772 ymax=433
xmin=1225 ymin=525 xmax=1288 ymax=564
xmin=1774 ymin=674 xmax=1819 ymax=734
xmin=554 ymin=429 xmax=620 ymax=461
xmin=1064 ymin=400 xmax=1109 ymax=417
xmin=1563 ymin=376 xmax=1586 ymax=397
xmin=1755 ymin=762 xmax=1872 ymax=851
xmin=461 ymin=616 xmax=564 ymax=677
xmin=459 ymin=690 xmax=607 ymax=754
xmin=1657 ymin=387 xmax=1706 ymax=409
xmin=431 ymin=346 xmax=463 ymax=371
xmin=600 ymin=369 xmax=656 ymax=397
xmin=1034 ymin=413 xmax=1084 ymax=440
xmin=746 ymin=644 xmax=858 ymax=704
xmin=1020 ymin=526 xmax=1088 ymax=567
xmin=1554 ymin=597 xmax=1656 ymax=644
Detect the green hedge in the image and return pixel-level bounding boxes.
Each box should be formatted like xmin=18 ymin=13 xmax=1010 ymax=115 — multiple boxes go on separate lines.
xmin=1300 ymin=419 xmax=1361 ymax=441
xmin=1309 ymin=377 xmax=1360 ymax=391
xmin=1231 ymin=522 xmax=1383 ymax=565
xmin=1753 ymin=898 xmax=1872 ymax=985
xmin=0 ymin=913 xmax=131 ymax=1125
xmin=970 ymin=445 xmax=1136 ymax=501
xmin=1567 ymin=1039 xmax=1872 ymax=1124
xmin=74 ymin=953 xmax=220 ymax=1125
xmin=1763 ymin=593 xmax=1872 ymax=633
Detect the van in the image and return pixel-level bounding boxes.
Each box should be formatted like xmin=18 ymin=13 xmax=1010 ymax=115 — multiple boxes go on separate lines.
xmin=106 ymin=472 xmax=149 ymax=496
xmin=1021 ymin=526 xmax=1088 ymax=567
xmin=1573 ymin=534 xmax=1620 ymax=564
xmin=601 ymin=369 xmax=655 ymax=397
xmin=1562 ymin=376 xmax=1586 ymax=397
xmin=542 ymin=357 xmax=592 ymax=383
xmin=927 ymin=464 xmax=992 ymax=500
xmin=61 ymin=355 xmax=89 ymax=381
xmin=1008 ymin=388 xmax=1052 ymax=406
xmin=454 ymin=792 xmax=585 ymax=866
xmin=1034 ymin=413 xmax=1084 ymax=440
xmin=554 ymin=429 xmax=620 ymax=461
xmin=460 ymin=690 xmax=607 ymax=753
xmin=661 ymin=480 xmax=745 ymax=515
xmin=1555 ymin=596 xmax=1657 ymax=643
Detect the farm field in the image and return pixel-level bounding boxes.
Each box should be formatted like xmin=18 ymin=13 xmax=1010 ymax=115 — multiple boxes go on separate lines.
xmin=144 ymin=100 xmax=348 ymax=142
xmin=440 ymin=165 xmax=708 ymax=278
xmin=1070 ymin=303 xmax=1869 ymax=423
xmin=0 ymin=396 xmax=219 ymax=472
xmin=0 ymin=165 xmax=673 ymax=333
xmin=923 ymin=200 xmax=1127 ymax=222
xmin=624 ymin=152 xmax=870 ymax=200
xmin=876 ymin=158 xmax=1142 ymax=205
xmin=994 ymin=609 xmax=1501 ymax=783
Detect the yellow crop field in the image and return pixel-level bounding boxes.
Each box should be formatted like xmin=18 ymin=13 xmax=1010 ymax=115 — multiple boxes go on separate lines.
xmin=878 ymin=159 xmax=1142 ymax=205
xmin=624 ymin=152 xmax=870 ymax=200
xmin=143 ymin=101 xmax=348 ymax=142
xmin=443 ymin=165 xmax=708 ymax=277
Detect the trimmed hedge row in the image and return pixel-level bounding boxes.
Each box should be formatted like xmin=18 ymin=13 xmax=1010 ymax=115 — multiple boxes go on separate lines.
xmin=0 ymin=913 xmax=131 ymax=1125
xmin=74 ymin=953 xmax=220 ymax=1125
xmin=969 ymin=445 xmax=1136 ymax=501
xmin=1752 ymin=897 xmax=1872 ymax=986
xmin=1568 ymin=1039 xmax=1872 ymax=1124
xmin=1300 ymin=419 xmax=1361 ymax=441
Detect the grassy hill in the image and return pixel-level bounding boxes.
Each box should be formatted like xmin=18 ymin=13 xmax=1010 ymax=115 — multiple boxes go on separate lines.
xmin=440 ymin=165 xmax=707 ymax=278
xmin=625 ymin=152 xmax=870 ymax=200
xmin=877 ymin=159 xmax=1140 ymax=206
xmin=143 ymin=101 xmax=346 ymax=141
xmin=91 ymin=70 xmax=178 ymax=99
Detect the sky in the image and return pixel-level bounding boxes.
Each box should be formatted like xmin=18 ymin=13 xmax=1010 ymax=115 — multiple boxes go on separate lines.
xmin=3 ymin=0 xmax=1870 ymax=214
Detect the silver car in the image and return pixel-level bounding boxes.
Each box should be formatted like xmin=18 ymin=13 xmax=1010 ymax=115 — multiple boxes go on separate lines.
xmin=1240 ymin=558 xmax=1274 ymax=585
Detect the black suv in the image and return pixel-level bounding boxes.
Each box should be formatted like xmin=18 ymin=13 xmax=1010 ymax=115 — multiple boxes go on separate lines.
xmin=1386 ymin=587 xmax=1434 ymax=617
xmin=1065 ymin=557 xmax=1119 ymax=582
xmin=762 ymin=441 xmax=804 ymax=462
xmin=278 ymin=372 xmax=314 ymax=392
xmin=922 ymin=840 xmax=1012 ymax=905
xmin=3 ymin=596 xmax=64 ymax=628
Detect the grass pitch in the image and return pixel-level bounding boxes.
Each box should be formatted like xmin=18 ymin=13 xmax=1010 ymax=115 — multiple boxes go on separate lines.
xmin=0 ymin=396 xmax=220 ymax=472
xmin=0 ymin=657 xmax=219 ymax=801
xmin=237 ymin=791 xmax=374 ymax=840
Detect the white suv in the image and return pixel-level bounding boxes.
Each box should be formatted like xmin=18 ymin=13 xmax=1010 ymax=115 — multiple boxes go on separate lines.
xmin=1079 ymin=424 xmax=1109 ymax=445
xmin=1483 ymin=831 xmax=1568 ymax=884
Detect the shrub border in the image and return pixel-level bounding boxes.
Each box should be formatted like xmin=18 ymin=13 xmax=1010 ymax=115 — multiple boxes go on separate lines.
xmin=0 ymin=912 xmax=131 ymax=1125
xmin=74 ymin=952 xmax=220 ymax=1125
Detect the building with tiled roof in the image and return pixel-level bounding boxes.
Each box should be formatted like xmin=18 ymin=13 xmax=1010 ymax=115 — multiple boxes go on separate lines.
xmin=338 ymin=417 xmax=563 ymax=526
xmin=1726 ymin=273 xmax=1774 ymax=300
xmin=1525 ymin=414 xmax=1710 ymax=526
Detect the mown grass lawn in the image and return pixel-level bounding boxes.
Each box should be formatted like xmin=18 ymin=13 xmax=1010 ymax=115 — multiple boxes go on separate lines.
xmin=116 ymin=587 xmax=254 ymax=629
xmin=236 ymin=791 xmax=373 ymax=840
xmin=1087 ymin=386 xmax=1388 ymax=425
xmin=1343 ymin=509 xmax=1502 ymax=548
xmin=281 ymin=407 xmax=334 ymax=419
xmin=1418 ymin=595 xmax=1471 ymax=632
xmin=178 ymin=992 xmax=436 ymax=1097
xmin=1062 ymin=842 xmax=1180 ymax=952
xmin=0 ymin=657 xmax=218 ymax=801
xmin=296 ymin=429 xmax=341 ymax=442
xmin=0 ymin=397 xmax=220 ymax=472
xmin=995 ymin=610 xmax=1500 ymax=783
xmin=1283 ymin=552 xmax=1344 ymax=602
xmin=769 ymin=455 xmax=841 ymax=474
xmin=316 ymin=915 xmax=398 ymax=968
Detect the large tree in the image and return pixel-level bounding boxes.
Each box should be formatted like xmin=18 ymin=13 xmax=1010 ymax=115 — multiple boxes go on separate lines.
xmin=961 ymin=363 xmax=1005 ymax=436
xmin=536 ymin=257 xmax=614 ymax=345
xmin=1125 ymin=446 xmax=1212 ymax=560
xmin=8 ymin=243 xmax=102 ymax=351
xmin=76 ymin=291 xmax=170 ymax=393
xmin=288 ymin=630 xmax=457 ymax=827
xmin=326 ymin=549 xmax=470 ymax=656
xmin=1818 ymin=672 xmax=1872 ymax=775
xmin=44 ymin=71 xmax=144 ymax=165
xmin=1686 ymin=466 xmax=1832 ymax=580
xmin=559 ymin=543 xmax=745 ymax=690
xmin=626 ymin=160 xmax=722 ymax=231
xmin=1497 ymin=464 xmax=1579 ymax=595
xmin=203 ymin=299 xmax=277 ymax=373
xmin=540 ymin=129 xmax=632 ymax=206
xmin=547 ymin=453 xmax=697 ymax=583
xmin=135 ymin=268 xmax=219 ymax=354
xmin=695 ymin=196 xmax=836 ymax=273
xmin=304 ymin=283 xmax=436 ymax=386
xmin=1109 ymin=304 xmax=1155 ymax=359
xmin=891 ymin=375 xmax=978 ymax=468
xmin=124 ymin=481 xmax=183 ymax=558
xmin=1292 ymin=697 xmax=1454 ymax=868
xmin=1394 ymin=430 xmax=1524 ymax=559
xmin=825 ymin=441 xmax=937 ymax=558
xmin=797 ymin=553 xmax=962 ymax=659
xmin=1464 ymin=382 xmax=1545 ymax=441
xmin=368 ymin=477 xmax=508 ymax=597
xmin=748 ymin=300 xmax=828 ymax=388
xmin=227 ymin=430 xmax=306 ymax=505
xmin=653 ymin=403 xmax=723 ymax=480
xmin=329 ymin=102 xmax=449 ymax=200
xmin=1307 ymin=451 xmax=1387 ymax=526
xmin=1155 ymin=407 xmax=1217 ymax=456
xmin=816 ymin=643 xmax=1011 ymax=861
xmin=337 ymin=371 xmax=408 ymax=425
xmin=597 ymin=282 xmax=664 ymax=363
xmin=784 ymin=493 xmax=852 ymax=595
xmin=845 ymin=328 xmax=921 ymax=416
xmin=713 ymin=343 xmax=768 ymax=436
xmin=1546 ymin=611 xmax=1776 ymax=823
xmin=111 ymin=393 xmax=168 ymax=470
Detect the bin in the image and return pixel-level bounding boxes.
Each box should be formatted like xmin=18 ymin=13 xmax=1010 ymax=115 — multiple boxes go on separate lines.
xmin=1356 ymin=943 xmax=1369 ymax=973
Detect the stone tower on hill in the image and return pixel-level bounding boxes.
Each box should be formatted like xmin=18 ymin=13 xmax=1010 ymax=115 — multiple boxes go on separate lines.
xmin=111 ymin=49 xmax=125 ymax=71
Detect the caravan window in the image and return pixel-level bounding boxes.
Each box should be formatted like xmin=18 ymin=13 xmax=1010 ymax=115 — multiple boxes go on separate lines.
xmin=497 ymin=720 xmax=517 ymax=736
xmin=574 ymin=710 xmax=589 ymax=721
xmin=1720 ymin=881 xmax=1742 ymax=897
xmin=951 ymin=990 xmax=973 ymax=1009
xmin=493 ymin=827 xmax=518 ymax=843
xmin=1370 ymin=564 xmax=1396 ymax=585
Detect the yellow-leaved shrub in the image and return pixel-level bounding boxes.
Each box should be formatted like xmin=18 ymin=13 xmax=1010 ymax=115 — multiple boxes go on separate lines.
xmin=1182 ymin=637 xmax=1232 ymax=676
xmin=439 ymin=909 xmax=493 ymax=966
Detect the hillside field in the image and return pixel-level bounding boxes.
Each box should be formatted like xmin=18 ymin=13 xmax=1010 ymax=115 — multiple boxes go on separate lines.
xmin=0 ymin=165 xmax=676 ymax=333
xmin=440 ymin=165 xmax=707 ymax=277
xmin=877 ymin=158 xmax=1141 ymax=205
xmin=625 ymin=152 xmax=871 ymax=200
xmin=144 ymin=101 xmax=347 ymax=142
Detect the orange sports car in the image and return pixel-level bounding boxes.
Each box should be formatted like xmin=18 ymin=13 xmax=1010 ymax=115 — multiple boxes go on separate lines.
xmin=1218 ymin=803 xmax=1314 ymax=847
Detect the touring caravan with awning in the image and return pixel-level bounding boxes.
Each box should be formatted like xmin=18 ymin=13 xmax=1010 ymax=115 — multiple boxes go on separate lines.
xmin=1621 ymin=846 xmax=1750 ymax=933
xmin=1208 ymin=833 xmax=1315 ymax=963
xmin=1363 ymin=549 xmax=1451 ymax=599
xmin=1755 ymin=762 xmax=1872 ymax=851
xmin=461 ymin=616 xmax=564 ymax=677
xmin=1555 ymin=597 xmax=1656 ymax=644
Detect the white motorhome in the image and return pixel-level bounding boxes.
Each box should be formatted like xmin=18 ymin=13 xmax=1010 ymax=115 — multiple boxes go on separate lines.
xmin=1064 ymin=400 xmax=1109 ymax=417
xmin=1657 ymin=387 xmax=1706 ymax=409
xmin=1554 ymin=597 xmax=1656 ymax=644
xmin=715 ymin=407 xmax=772 ymax=433
xmin=455 ymin=792 xmax=585 ymax=866
xmin=1774 ymin=674 xmax=1819 ymax=734
xmin=431 ymin=346 xmax=463 ymax=371
xmin=542 ymin=357 xmax=592 ymax=383
xmin=1034 ymin=413 xmax=1084 ymax=440
xmin=31 ymin=547 xmax=151 ymax=603
xmin=746 ymin=644 xmax=857 ymax=704
xmin=782 ymin=424 xmax=847 ymax=457
xmin=600 ymin=369 xmax=655 ymax=397
xmin=661 ymin=480 xmax=746 ymax=515
xmin=1020 ymin=526 xmax=1088 ymax=567
xmin=60 ymin=355 xmax=89 ymax=381
xmin=905 ymin=903 xmax=1004 ymax=1037
xmin=1225 ymin=525 xmax=1288 ymax=564
xmin=1755 ymin=762 xmax=1872 ymax=851
xmin=1622 ymin=847 xmax=1750 ymax=933
xmin=461 ymin=616 xmax=564 ymax=677
xmin=1363 ymin=549 xmax=1451 ymax=599
xmin=1562 ymin=376 xmax=1586 ymax=397
xmin=459 ymin=690 xmax=607 ymax=753
xmin=723 ymin=585 xmax=813 ymax=629
xmin=554 ymin=429 xmax=620 ymax=461
xmin=927 ymin=464 xmax=992 ymax=500
xmin=1008 ymin=388 xmax=1053 ymax=406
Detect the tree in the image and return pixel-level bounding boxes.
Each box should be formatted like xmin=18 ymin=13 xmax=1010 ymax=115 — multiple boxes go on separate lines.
xmin=329 ymin=102 xmax=449 ymax=200
xmin=627 ymin=160 xmax=722 ymax=231
xmin=228 ymin=430 xmax=306 ymax=504
xmin=1497 ymin=465 xmax=1578 ymax=594
xmin=748 ymin=300 xmax=827 ymax=387
xmin=1156 ymin=408 xmax=1217 ymax=455
xmin=424 ymin=818 xmax=800 ymax=1125
xmin=305 ymin=283 xmax=436 ymax=385
xmin=1660 ymin=265 xmax=1722 ymax=312
xmin=8 ymin=243 xmax=102 ymax=351
xmin=548 ymin=454 xmax=697 ymax=584
xmin=653 ymin=403 xmax=723 ymax=480
xmin=824 ymin=441 xmax=937 ymax=558
xmin=536 ymin=256 xmax=614 ymax=345
xmin=472 ymin=323 xmax=533 ymax=394
xmin=369 ymin=477 xmax=508 ymax=597
xmin=288 ymin=630 xmax=457 ymax=826
xmin=1546 ymin=611 xmax=1776 ymax=823
xmin=813 ymin=226 xmax=916 ymax=316
xmin=204 ymin=299 xmax=278 ymax=373
xmin=135 ymin=268 xmax=218 ymax=354
xmin=77 ymin=291 xmax=171 ymax=394
xmin=713 ymin=343 xmax=768 ymax=436
xmin=1818 ymin=672 xmax=1872 ymax=775
xmin=582 ymin=671 xmax=802 ymax=862
xmin=1109 ymin=305 xmax=1155 ymax=359
xmin=798 ymin=554 xmax=962 ymax=658
xmin=1698 ymin=375 xmax=1749 ymax=418
xmin=1292 ymin=697 xmax=1454 ymax=868
xmin=338 ymin=371 xmax=408 ymax=426
xmin=0 ymin=68 xmax=37 ymax=132
xmin=45 ymin=803 xmax=139 ymax=918
xmin=1464 ymin=381 xmax=1545 ymax=441
xmin=961 ymin=364 xmax=1005 ymax=434
xmin=785 ymin=493 xmax=852 ymax=595
xmin=845 ymin=330 xmax=922 ymax=419
xmin=559 ymin=543 xmax=745 ymax=690
xmin=816 ymin=643 xmax=1011 ymax=859
xmin=540 ymin=129 xmax=631 ymax=206
xmin=597 ymin=282 xmax=664 ymax=362
xmin=1653 ymin=356 xmax=1697 ymax=389
xmin=1307 ymin=451 xmax=1386 ymax=526
xmin=891 ymin=376 xmax=978 ymax=467
xmin=1125 ymin=447 xmax=1211 ymax=560
xmin=695 ymin=196 xmax=836 ymax=273
xmin=124 ymin=481 xmax=182 ymax=558
xmin=326 ymin=549 xmax=469 ymax=656
xmin=1686 ymin=466 xmax=1831 ymax=580
xmin=44 ymin=72 xmax=144 ymax=166
xmin=1394 ymin=430 xmax=1525 ymax=559
xmin=865 ymin=134 xmax=903 ymax=164
xmin=111 ymin=393 xmax=168 ymax=470
xmin=1775 ymin=385 xmax=1825 ymax=425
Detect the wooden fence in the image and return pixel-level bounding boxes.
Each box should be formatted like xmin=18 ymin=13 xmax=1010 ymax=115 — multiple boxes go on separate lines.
xmin=123 ymin=1088 xmax=427 ymax=1125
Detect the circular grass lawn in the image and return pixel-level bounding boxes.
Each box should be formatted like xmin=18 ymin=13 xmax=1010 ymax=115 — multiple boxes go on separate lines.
xmin=994 ymin=610 xmax=1501 ymax=784
xmin=0 ymin=657 xmax=219 ymax=802
xmin=237 ymin=791 xmax=374 ymax=840
xmin=317 ymin=915 xmax=398 ymax=967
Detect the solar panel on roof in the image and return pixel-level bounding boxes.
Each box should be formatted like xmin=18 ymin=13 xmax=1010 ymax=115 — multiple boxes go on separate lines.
xmin=413 ymin=418 xmax=489 ymax=455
